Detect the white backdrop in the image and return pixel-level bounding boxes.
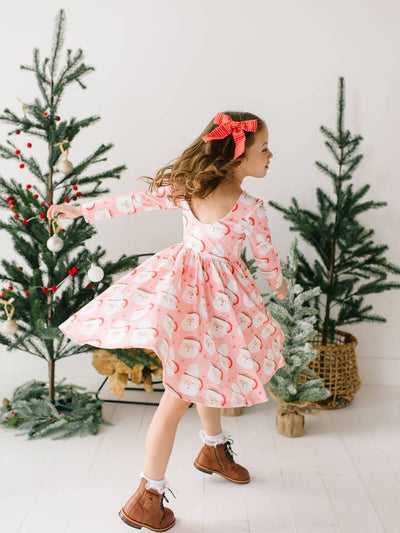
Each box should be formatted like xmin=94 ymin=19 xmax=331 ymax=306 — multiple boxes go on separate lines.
xmin=0 ymin=0 xmax=399 ymax=388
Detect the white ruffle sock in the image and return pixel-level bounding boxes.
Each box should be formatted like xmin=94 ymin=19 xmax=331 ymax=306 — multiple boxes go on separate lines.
xmin=140 ymin=472 xmax=171 ymax=494
xmin=199 ymin=428 xmax=231 ymax=446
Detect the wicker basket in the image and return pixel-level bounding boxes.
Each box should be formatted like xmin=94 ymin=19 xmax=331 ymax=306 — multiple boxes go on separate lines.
xmin=297 ymin=329 xmax=361 ymax=409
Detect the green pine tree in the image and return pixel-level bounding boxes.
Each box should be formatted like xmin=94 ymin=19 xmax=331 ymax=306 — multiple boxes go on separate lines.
xmin=263 ymin=239 xmax=331 ymax=404
xmin=0 ymin=9 xmax=154 ymax=407
xmin=269 ymin=77 xmax=400 ymax=345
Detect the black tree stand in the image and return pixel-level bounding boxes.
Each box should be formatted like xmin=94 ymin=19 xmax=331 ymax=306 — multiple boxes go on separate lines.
xmin=95 ymin=377 xmax=194 ymax=407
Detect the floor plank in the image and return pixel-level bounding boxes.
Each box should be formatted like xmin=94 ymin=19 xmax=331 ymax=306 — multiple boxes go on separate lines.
xmin=1 ymin=379 xmax=399 ymax=533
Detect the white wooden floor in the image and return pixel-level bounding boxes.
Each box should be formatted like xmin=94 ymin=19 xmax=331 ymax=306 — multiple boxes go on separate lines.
xmin=1 ymin=380 xmax=399 ymax=533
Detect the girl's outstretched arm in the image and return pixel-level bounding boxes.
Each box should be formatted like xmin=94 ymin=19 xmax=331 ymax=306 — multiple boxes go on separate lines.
xmin=244 ymin=199 xmax=284 ymax=293
xmin=80 ymin=185 xmax=180 ymax=222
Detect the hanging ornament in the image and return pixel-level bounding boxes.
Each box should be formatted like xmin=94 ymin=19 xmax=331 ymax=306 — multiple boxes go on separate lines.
xmin=55 ymin=139 xmax=74 ymax=175
xmin=0 ymin=297 xmax=18 ymax=336
xmin=87 ymin=264 xmax=104 ymax=282
xmin=46 ymin=218 xmax=64 ymax=252
xmin=17 ymin=98 xmax=27 ymax=119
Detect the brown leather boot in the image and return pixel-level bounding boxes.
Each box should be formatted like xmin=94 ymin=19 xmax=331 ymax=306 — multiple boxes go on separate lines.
xmin=194 ymin=436 xmax=251 ymax=484
xmin=118 ymin=477 xmax=176 ymax=531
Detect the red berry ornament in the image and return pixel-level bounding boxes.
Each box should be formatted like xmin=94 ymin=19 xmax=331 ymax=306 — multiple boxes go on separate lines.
xmin=1 ymin=290 xmax=6 ymax=298
xmin=24 ymin=290 xmax=29 ymax=297
xmin=26 ymin=184 xmax=32 ymax=189
xmin=76 ymin=192 xmax=82 ymax=197
xmin=64 ymin=198 xmax=70 ymax=203
xmin=87 ymin=283 xmax=94 ymax=289
xmin=51 ymin=285 xmax=57 ymax=292
xmin=14 ymin=150 xmax=20 ymax=155
xmin=16 ymin=130 xmax=21 ymax=135
xmin=19 ymin=164 xmax=25 ymax=169
xmin=27 ymin=143 xmax=32 ymax=148
xmin=8 ymin=285 xmax=13 ymax=291
xmin=71 ymin=266 xmax=78 ymax=274
xmin=56 ymin=116 xmax=61 ymax=121
xmin=22 ymin=218 xmax=28 ymax=225
xmin=40 ymin=213 xmax=46 ymax=219
xmin=43 ymin=112 xmax=48 ymax=117
xmin=42 ymin=287 xmax=48 ymax=293
xmin=13 ymin=213 xmax=20 ymax=219
xmin=72 ymin=185 xmax=78 ymax=191
xmin=33 ymin=194 xmax=39 ymax=199
xmin=41 ymin=201 xmax=46 ymax=206
xmin=6 ymin=196 xmax=11 ymax=201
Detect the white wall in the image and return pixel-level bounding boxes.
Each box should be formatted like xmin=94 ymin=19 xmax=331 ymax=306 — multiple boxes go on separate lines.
xmin=0 ymin=0 xmax=399 ymax=388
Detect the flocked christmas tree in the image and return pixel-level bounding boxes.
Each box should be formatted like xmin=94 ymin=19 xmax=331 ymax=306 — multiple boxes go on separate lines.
xmin=0 ymin=10 xmax=161 ymax=437
xmin=262 ymin=239 xmax=331 ymax=405
xmin=269 ymin=77 xmax=400 ymax=345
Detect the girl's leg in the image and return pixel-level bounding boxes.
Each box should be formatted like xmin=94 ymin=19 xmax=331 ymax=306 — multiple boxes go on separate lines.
xmin=143 ymin=389 xmax=191 ymax=480
xmin=196 ymin=404 xmax=222 ymax=436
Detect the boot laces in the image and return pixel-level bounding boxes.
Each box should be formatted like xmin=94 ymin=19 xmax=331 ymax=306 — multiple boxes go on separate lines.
xmin=160 ymin=486 xmax=176 ymax=512
xmin=223 ymin=438 xmax=237 ymax=463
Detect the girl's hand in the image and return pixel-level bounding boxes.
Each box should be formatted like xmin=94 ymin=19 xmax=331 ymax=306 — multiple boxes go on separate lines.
xmin=47 ymin=204 xmax=83 ymax=220
xmin=276 ymin=278 xmax=288 ymax=300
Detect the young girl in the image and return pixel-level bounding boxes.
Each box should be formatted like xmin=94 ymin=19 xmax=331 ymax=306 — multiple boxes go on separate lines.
xmin=47 ymin=111 xmax=288 ymax=532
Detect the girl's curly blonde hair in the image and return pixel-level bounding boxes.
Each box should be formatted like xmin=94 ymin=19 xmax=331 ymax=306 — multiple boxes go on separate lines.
xmin=139 ymin=111 xmax=265 ymax=207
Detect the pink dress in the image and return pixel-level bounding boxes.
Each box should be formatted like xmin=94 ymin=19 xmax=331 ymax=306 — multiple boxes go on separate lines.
xmin=59 ymin=185 xmax=286 ymax=408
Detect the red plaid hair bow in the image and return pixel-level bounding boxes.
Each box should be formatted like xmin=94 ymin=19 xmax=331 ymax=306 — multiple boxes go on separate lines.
xmin=202 ymin=112 xmax=258 ymax=159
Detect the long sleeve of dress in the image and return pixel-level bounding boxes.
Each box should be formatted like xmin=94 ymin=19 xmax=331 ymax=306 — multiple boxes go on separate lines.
xmin=243 ymin=199 xmax=283 ymax=290
xmin=80 ymin=185 xmax=180 ymax=223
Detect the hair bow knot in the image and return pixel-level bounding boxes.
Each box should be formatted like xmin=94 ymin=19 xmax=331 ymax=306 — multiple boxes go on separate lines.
xmin=202 ymin=112 xmax=258 ymax=159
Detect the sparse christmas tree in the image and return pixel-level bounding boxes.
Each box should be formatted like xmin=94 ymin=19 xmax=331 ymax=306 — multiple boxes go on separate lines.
xmin=0 ymin=10 xmax=159 ymax=438
xmin=262 ymin=239 xmax=330 ymax=436
xmin=269 ymin=77 xmax=400 ymax=346
xmin=263 ymin=239 xmax=330 ymax=403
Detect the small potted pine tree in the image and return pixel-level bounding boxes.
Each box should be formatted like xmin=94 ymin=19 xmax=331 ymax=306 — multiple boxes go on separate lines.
xmin=262 ymin=239 xmax=330 ymax=437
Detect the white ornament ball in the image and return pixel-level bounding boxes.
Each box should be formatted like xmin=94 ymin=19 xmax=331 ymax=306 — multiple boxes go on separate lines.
xmin=47 ymin=235 xmax=64 ymax=252
xmin=88 ymin=264 xmax=104 ymax=282
xmin=58 ymin=159 xmax=74 ymax=175
xmin=1 ymin=318 xmax=18 ymax=336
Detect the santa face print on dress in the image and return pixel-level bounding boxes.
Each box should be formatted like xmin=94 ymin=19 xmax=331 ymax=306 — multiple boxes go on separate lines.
xmin=203 ymin=333 xmax=216 ymax=355
xmin=79 ymin=317 xmax=104 ymax=336
xmin=208 ymin=317 xmax=233 ymax=338
xmin=182 ymin=284 xmax=199 ymax=305
xmin=156 ymin=284 xmax=178 ymax=310
xmin=106 ymin=320 xmax=130 ymax=345
xmin=205 ymin=388 xmax=227 ymax=407
xmin=207 ymin=362 xmax=223 ymax=384
xmin=237 ymin=348 xmax=256 ymax=369
xmin=162 ymin=314 xmax=177 ymax=338
xmin=130 ymin=319 xmax=159 ymax=344
xmin=230 ymin=383 xmax=247 ymax=407
xmin=178 ymin=337 xmax=202 ymax=358
xmin=178 ymin=363 xmax=204 ymax=395
xmin=79 ymin=299 xmax=103 ymax=317
xmin=217 ymin=343 xmax=233 ymax=371
xmin=102 ymin=298 xmax=129 ymax=316
xmin=212 ymin=291 xmax=232 ymax=313
xmin=181 ymin=312 xmax=201 ymax=331
xmin=131 ymin=288 xmax=154 ymax=305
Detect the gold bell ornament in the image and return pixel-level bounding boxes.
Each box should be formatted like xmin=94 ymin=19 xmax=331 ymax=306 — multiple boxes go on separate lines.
xmin=0 ymin=297 xmax=18 ymax=336
xmin=46 ymin=218 xmax=64 ymax=253
xmin=55 ymin=139 xmax=74 ymax=175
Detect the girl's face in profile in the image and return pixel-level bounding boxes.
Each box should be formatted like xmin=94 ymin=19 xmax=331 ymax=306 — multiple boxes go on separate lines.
xmin=237 ymin=125 xmax=273 ymax=179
